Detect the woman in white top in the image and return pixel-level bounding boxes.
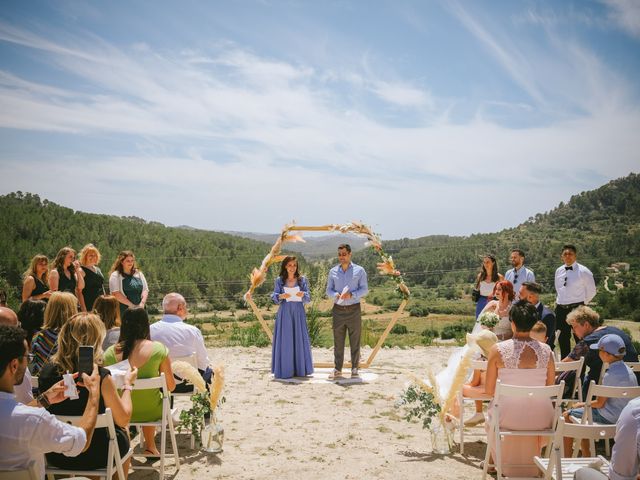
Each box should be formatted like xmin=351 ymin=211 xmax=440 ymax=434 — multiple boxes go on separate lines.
xmin=108 ymin=250 xmax=149 ymax=317
xmin=474 ymin=255 xmax=503 ymax=319
xmin=479 ymin=280 xmax=515 ymax=341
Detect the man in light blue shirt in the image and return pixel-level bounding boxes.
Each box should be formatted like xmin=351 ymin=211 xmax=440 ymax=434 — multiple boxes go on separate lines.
xmin=326 ymin=244 xmax=368 ymax=379
xmin=504 ymin=249 xmax=535 ymax=299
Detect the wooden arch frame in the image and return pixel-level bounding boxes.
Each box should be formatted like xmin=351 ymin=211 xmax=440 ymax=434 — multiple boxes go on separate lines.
xmin=243 ymin=222 xmax=410 ymax=369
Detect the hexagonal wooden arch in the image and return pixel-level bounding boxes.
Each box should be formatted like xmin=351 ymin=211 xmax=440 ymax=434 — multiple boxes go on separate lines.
xmin=243 ymin=222 xmax=410 ymax=369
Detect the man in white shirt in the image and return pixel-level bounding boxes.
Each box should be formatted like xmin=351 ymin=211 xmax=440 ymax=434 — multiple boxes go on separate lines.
xmin=574 ymin=396 xmax=640 ymax=479
xmin=554 ymin=244 xmax=597 ymax=359
xmin=504 ymin=249 xmax=535 ymax=299
xmin=0 ymin=307 xmax=33 ymax=404
xmin=0 ymin=324 xmax=101 ymax=478
xmin=151 ymin=293 xmax=212 ymax=393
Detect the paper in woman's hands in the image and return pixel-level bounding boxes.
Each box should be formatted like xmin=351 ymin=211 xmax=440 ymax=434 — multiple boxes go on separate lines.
xmin=284 ymin=286 xmax=302 ymax=302
xmin=105 ymin=359 xmax=132 ymax=388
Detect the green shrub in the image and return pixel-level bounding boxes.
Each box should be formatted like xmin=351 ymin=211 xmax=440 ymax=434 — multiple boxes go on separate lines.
xmin=391 ymin=324 xmax=409 ymax=334
xmin=230 ymin=321 xmax=270 ymax=347
xmin=421 ymin=328 xmax=439 ymax=338
xmin=441 ymin=321 xmax=473 ymax=340
xmin=408 ymin=304 xmax=429 ymax=317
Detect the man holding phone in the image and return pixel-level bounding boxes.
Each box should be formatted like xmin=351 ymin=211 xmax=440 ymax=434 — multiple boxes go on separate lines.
xmin=0 ymin=324 xmax=101 ymax=478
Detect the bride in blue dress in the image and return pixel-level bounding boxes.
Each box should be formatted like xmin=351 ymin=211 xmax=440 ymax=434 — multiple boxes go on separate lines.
xmin=271 ymin=256 xmax=314 ymax=379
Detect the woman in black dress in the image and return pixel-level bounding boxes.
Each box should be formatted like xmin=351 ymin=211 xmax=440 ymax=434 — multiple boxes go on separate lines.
xmin=22 ymin=254 xmax=52 ymax=302
xmin=49 ymin=247 xmax=85 ymax=299
xmin=78 ymin=243 xmax=105 ymax=312
xmin=38 ymin=312 xmax=138 ymax=476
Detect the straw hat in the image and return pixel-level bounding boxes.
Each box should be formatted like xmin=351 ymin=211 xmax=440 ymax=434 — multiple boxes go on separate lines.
xmin=466 ymin=329 xmax=499 ymax=357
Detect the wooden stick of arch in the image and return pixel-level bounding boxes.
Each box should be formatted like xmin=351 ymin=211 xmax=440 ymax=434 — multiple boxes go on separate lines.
xmin=244 ymin=222 xmax=410 ymax=369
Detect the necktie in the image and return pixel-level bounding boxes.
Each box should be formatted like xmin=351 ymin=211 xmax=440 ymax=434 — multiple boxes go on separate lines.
xmin=565 ymin=265 xmax=573 ymax=271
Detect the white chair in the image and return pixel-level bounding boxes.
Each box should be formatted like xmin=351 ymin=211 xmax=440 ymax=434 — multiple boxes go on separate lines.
xmin=625 ymin=361 xmax=640 ymax=373
xmin=0 ymin=461 xmax=39 ymax=480
xmin=129 ymin=372 xmax=180 ymax=478
xmin=456 ymin=359 xmax=491 ymax=454
xmin=555 ymin=357 xmax=584 ymax=402
xmin=579 ymin=380 xmax=640 ymax=456
xmin=171 ymin=352 xmax=200 ymax=448
xmin=482 ymin=381 xmax=564 ymax=480
xmin=45 ymin=408 xmax=133 ymax=480
xmin=554 ymin=330 xmax=562 ymax=362
xmin=534 ymin=418 xmax=614 ymax=479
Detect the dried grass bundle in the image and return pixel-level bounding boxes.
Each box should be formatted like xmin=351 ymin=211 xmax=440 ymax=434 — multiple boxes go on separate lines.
xmin=209 ymin=364 xmax=225 ymax=412
xmin=440 ymin=347 xmax=475 ymax=417
xmin=171 ymin=361 xmax=207 ymax=393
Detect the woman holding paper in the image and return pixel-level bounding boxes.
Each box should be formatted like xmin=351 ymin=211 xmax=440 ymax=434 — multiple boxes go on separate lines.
xmin=270 ymin=256 xmax=314 ymax=379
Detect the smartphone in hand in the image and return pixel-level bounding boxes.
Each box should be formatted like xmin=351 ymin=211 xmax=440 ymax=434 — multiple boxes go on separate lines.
xmin=78 ymin=345 xmax=94 ymax=377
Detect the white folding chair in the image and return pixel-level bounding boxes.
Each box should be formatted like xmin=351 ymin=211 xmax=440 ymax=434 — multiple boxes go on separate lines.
xmin=45 ymin=408 xmax=133 ymax=480
xmin=171 ymin=352 xmax=200 ymax=448
xmin=625 ymin=361 xmax=640 ymax=373
xmin=554 ymin=330 xmax=562 ymax=362
xmin=129 ymin=372 xmax=180 ymax=478
xmin=456 ymin=359 xmax=491 ymax=454
xmin=0 ymin=461 xmax=39 ymax=480
xmin=579 ymin=380 xmax=640 ymax=456
xmin=482 ymin=381 xmax=564 ymax=480
xmin=555 ymin=357 xmax=584 ymax=402
xmin=534 ymin=418 xmax=614 ymax=479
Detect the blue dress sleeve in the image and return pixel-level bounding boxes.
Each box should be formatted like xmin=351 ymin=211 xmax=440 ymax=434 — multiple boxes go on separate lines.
xmin=271 ymin=277 xmax=283 ymax=304
xmin=300 ymin=277 xmax=311 ymax=304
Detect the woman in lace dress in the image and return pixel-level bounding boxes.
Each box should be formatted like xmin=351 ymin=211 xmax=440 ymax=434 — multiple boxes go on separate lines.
xmin=484 ymin=300 xmax=556 ymax=477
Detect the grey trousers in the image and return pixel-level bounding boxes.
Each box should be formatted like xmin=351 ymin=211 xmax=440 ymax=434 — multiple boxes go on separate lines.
xmin=332 ymin=303 xmax=361 ymax=371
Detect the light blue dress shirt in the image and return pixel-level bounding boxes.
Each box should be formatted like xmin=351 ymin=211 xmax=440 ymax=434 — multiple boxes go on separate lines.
xmin=600 ymin=361 xmax=639 ymax=423
xmin=326 ymin=262 xmax=368 ymax=306
xmin=504 ymin=265 xmax=535 ymax=297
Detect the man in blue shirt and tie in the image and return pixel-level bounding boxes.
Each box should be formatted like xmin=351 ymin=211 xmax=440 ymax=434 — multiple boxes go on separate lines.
xmin=326 ymin=244 xmax=368 ymax=379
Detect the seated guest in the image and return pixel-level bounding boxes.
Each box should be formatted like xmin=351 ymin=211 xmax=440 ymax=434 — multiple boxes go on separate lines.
xmin=38 ymin=313 xmax=137 ymax=477
xmin=93 ymin=295 xmax=121 ymax=351
xmin=519 ymin=281 xmax=555 ymax=350
xmin=17 ymin=299 xmax=46 ymax=345
xmin=104 ymin=307 xmax=175 ymax=457
xmin=563 ymin=306 xmax=638 ymax=399
xmin=530 ymin=321 xmax=548 ymax=344
xmin=30 ymin=292 xmax=78 ymax=376
xmin=0 ymin=307 xmax=33 ymax=405
xmin=0 ymin=324 xmax=100 ymax=479
xmin=150 ymin=293 xmax=212 ymax=392
xmin=564 ymin=334 xmax=638 ymax=457
xmin=574 ymin=396 xmax=640 ymax=480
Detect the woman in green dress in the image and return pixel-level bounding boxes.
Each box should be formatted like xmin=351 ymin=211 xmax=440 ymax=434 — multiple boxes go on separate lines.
xmin=104 ymin=307 xmax=176 ymax=456
xmin=108 ymin=250 xmax=149 ymax=317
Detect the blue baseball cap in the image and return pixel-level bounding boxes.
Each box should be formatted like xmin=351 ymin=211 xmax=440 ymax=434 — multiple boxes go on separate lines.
xmin=590 ymin=334 xmax=626 ymax=356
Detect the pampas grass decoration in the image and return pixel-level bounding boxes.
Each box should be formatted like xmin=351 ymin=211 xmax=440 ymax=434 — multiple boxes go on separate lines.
xmin=171 ymin=361 xmax=207 ymax=393
xmin=209 ymin=364 xmax=225 ymax=412
xmin=440 ymin=347 xmax=475 ymax=418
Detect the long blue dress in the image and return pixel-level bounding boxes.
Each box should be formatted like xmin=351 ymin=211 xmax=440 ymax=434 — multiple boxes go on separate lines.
xmin=271 ymin=276 xmax=314 ymax=379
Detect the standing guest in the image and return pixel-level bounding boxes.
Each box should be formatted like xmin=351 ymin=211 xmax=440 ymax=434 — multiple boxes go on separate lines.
xmin=17 ymin=299 xmax=46 ymax=345
xmin=326 ymin=244 xmax=368 ymax=379
xmin=78 ymin=244 xmax=105 ymax=313
xmin=49 ymin=247 xmax=85 ymax=300
xmin=554 ymin=244 xmax=597 ymax=359
xmin=268 ymin=258 xmax=313 ymax=379
xmin=573 ymin=396 xmax=640 ymax=480
xmin=38 ymin=313 xmax=137 ymax=477
xmin=519 ymin=282 xmax=556 ymax=350
xmin=104 ymin=307 xmax=175 ymax=457
xmin=473 ymin=255 xmax=503 ymax=319
xmin=0 ymin=307 xmax=34 ymax=405
xmin=93 ymin=295 xmax=121 ymax=351
xmin=504 ymin=249 xmax=535 ymax=300
xmin=30 ymin=292 xmax=78 ymax=376
xmin=479 ymin=280 xmax=515 ymax=341
xmin=21 ymin=254 xmax=52 ymax=302
xmin=484 ymin=301 xmax=556 ymax=477
xmin=151 ymin=293 xmax=212 ymax=390
xmin=563 ymin=306 xmax=638 ymax=399
xmin=108 ymin=251 xmax=149 ymax=317
xmin=0 ymin=324 xmax=100 ymax=480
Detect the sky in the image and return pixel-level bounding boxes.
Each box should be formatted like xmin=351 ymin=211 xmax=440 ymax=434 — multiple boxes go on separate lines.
xmin=0 ymin=0 xmax=639 ymax=240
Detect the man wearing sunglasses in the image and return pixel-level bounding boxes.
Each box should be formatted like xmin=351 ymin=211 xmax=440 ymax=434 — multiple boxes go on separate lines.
xmin=504 ymin=249 xmax=535 ymax=300
xmin=554 ymin=244 xmax=597 ymax=359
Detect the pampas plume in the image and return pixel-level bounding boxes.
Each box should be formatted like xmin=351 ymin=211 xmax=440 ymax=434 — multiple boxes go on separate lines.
xmin=171 ymin=361 xmax=207 ymax=393
xmin=210 ymin=364 xmax=225 ymax=412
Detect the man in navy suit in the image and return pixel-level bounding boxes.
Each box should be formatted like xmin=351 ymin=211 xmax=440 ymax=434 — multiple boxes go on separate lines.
xmin=520 ymin=282 xmax=556 ymax=351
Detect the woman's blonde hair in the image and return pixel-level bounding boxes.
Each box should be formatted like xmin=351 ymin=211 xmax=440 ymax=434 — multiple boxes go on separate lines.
xmin=23 ymin=254 xmax=49 ymax=285
xmin=50 ymin=312 xmax=105 ymax=375
xmin=43 ymin=292 xmax=78 ymax=331
xmin=566 ymin=305 xmax=602 ymax=329
xmin=79 ymin=243 xmax=102 ymax=265
xmin=93 ymin=295 xmax=120 ymax=330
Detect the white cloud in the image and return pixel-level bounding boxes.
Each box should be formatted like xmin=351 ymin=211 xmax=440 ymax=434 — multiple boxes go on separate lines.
xmin=602 ymin=0 xmax=640 ymax=38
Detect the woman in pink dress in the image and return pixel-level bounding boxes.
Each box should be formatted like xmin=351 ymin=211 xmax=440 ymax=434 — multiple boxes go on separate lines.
xmin=484 ymin=300 xmax=556 ymax=477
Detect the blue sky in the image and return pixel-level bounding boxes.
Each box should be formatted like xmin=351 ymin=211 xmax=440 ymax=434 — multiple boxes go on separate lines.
xmin=0 ymin=0 xmax=638 ymax=239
